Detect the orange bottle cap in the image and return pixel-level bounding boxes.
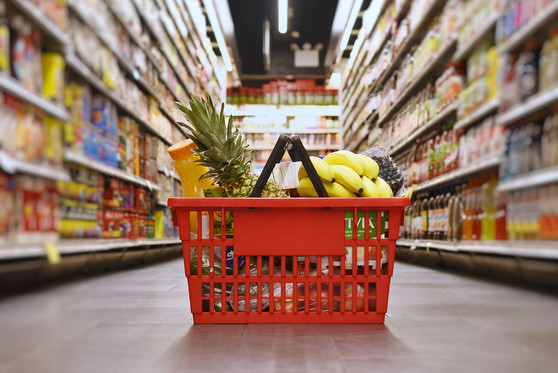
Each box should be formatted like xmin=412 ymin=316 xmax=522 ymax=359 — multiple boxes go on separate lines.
xmin=167 ymin=139 xmax=196 ymax=161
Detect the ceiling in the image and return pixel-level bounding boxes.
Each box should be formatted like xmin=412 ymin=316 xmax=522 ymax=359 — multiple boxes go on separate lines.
xmin=207 ymin=0 xmax=372 ymax=86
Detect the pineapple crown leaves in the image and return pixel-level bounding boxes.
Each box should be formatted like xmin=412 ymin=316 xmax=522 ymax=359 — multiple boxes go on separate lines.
xmin=176 ymin=94 xmax=253 ymax=189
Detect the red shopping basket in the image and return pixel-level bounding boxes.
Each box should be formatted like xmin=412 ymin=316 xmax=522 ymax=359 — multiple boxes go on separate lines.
xmin=168 ymin=135 xmax=410 ymax=323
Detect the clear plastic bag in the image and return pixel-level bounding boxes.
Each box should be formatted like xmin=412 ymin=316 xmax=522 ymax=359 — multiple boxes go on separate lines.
xmin=360 ymin=146 xmax=406 ymax=197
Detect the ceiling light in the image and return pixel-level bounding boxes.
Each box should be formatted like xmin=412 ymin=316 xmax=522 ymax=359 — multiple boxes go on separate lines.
xmin=278 ymin=0 xmax=288 ymax=34
xmin=339 ymin=0 xmax=363 ymax=51
xmin=202 ymin=0 xmax=233 ymax=71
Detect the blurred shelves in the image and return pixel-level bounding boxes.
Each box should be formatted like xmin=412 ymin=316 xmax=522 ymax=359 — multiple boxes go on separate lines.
xmin=372 ymin=0 xmax=446 ymax=94
xmin=496 ymin=85 xmax=558 ymax=126
xmin=226 ymin=105 xmax=340 ymax=117
xmin=0 ymin=75 xmax=71 ymax=122
xmin=242 ymin=128 xmax=340 ymax=134
xmin=8 ymin=0 xmax=70 ymax=47
xmin=453 ymin=14 xmax=498 ymax=62
xmin=66 ymin=54 xmax=174 ymax=145
xmin=64 ymin=150 xmax=161 ymax=191
xmin=103 ymin=0 xmax=161 ymax=71
xmin=389 ymin=102 xmax=458 ymax=156
xmin=498 ymin=1 xmax=558 ymax=54
xmin=397 ymin=238 xmax=558 ymax=260
xmin=157 ymin=166 xmax=180 ymax=182
xmin=376 ymin=39 xmax=457 ymax=128
xmin=454 ymin=98 xmax=500 ymax=130
xmin=0 ymin=151 xmax=71 ymax=181
xmin=413 ymin=155 xmax=501 ymax=192
xmin=0 ymin=238 xmax=181 ymax=260
xmin=497 ymin=166 xmax=558 ymax=193
xmin=67 ymin=1 xmax=161 ymax=103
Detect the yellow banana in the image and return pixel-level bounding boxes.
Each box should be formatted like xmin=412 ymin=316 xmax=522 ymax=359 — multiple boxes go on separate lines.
xmin=330 ymin=164 xmax=363 ymax=194
xmin=297 ymin=177 xmax=355 ymax=197
xmin=297 ymin=156 xmax=335 ymax=183
xmin=323 ymin=151 xmax=364 ymax=176
xmin=355 ymin=154 xmax=379 ymax=180
xmin=374 ymin=177 xmax=393 ymax=197
xmin=360 ymin=175 xmax=383 ymax=197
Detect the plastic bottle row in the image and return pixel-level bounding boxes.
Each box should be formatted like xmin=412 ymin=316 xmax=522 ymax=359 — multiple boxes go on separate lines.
xmin=0 ymin=166 xmax=179 ymax=244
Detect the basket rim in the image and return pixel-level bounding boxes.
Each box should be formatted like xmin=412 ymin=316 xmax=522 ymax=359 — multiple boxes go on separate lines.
xmin=168 ymin=197 xmax=411 ymax=208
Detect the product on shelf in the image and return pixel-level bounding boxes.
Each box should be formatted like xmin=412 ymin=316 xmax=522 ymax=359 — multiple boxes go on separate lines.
xmin=458 ymin=44 xmax=501 ymax=118
xmin=227 ymin=79 xmax=338 ymax=106
xmin=495 ymin=0 xmax=556 ymax=44
xmin=403 ymin=175 xmax=503 ymax=242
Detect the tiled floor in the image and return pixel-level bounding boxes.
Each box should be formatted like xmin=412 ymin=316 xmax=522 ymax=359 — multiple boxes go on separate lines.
xmin=1 ymin=258 xmax=557 ymax=373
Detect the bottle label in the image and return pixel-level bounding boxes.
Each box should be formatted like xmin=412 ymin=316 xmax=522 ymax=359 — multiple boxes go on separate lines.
xmin=422 ymin=211 xmax=428 ymax=232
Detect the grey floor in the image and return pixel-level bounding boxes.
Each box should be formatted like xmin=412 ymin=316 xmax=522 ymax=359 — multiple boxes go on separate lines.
xmin=1 ymin=259 xmax=557 ymax=373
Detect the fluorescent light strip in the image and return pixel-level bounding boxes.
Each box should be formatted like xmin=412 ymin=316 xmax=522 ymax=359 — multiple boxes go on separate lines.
xmin=278 ymin=0 xmax=288 ymax=33
xmin=202 ymin=0 xmax=233 ymax=71
xmin=339 ymin=0 xmax=363 ymax=51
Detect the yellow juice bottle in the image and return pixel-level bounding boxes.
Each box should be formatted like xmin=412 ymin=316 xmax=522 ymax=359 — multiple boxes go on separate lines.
xmin=167 ymin=139 xmax=214 ymax=235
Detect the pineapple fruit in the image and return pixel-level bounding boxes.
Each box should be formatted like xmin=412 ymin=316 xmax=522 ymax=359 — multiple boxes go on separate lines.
xmin=176 ymin=94 xmax=287 ymax=198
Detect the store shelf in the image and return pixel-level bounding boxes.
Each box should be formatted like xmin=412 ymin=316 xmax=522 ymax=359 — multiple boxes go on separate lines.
xmin=157 ymin=166 xmax=180 ymax=182
xmin=0 ymin=238 xmax=181 ymax=260
xmin=496 ymin=85 xmax=558 ymax=126
xmin=389 ymin=102 xmax=458 ymax=156
xmin=376 ymin=39 xmax=457 ymax=128
xmin=64 ymin=150 xmax=161 ymax=191
xmin=397 ymin=238 xmax=558 ymax=260
xmin=0 ymin=75 xmax=71 ymax=122
xmin=0 ymin=151 xmax=71 ymax=181
xmin=242 ymin=128 xmax=340 ymax=134
xmin=413 ymin=155 xmax=501 ymax=192
xmin=67 ymin=1 xmax=161 ymax=103
xmin=453 ymin=15 xmax=498 ymax=62
xmin=372 ymin=0 xmax=446 ymax=93
xmin=497 ymin=166 xmax=558 ymax=193
xmin=454 ymin=98 xmax=500 ymax=130
xmin=498 ymin=1 xmax=558 ymax=54
xmin=103 ymin=0 xmax=161 ymax=71
xmin=66 ymin=54 xmax=174 ymax=145
xmin=8 ymin=0 xmax=70 ymax=47
xmin=226 ymin=105 xmax=340 ymax=117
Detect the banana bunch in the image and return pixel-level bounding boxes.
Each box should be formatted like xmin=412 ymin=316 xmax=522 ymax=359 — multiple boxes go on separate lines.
xmin=297 ymin=151 xmax=394 ymax=197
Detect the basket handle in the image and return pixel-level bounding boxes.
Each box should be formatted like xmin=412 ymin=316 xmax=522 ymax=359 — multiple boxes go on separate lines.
xmin=250 ymin=134 xmax=328 ymax=197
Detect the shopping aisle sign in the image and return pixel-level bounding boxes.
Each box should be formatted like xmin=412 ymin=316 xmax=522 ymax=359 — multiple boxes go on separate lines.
xmin=345 ymin=211 xmax=387 ymax=239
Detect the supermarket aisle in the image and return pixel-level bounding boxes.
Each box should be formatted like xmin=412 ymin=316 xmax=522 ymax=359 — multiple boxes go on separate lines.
xmin=1 ymin=260 xmax=557 ymax=373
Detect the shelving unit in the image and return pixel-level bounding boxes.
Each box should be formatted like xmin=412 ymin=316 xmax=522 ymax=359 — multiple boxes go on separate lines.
xmin=0 ymin=238 xmax=181 ymax=260
xmin=397 ymin=239 xmax=558 ymax=260
xmin=371 ymin=0 xmax=446 ymax=95
xmin=375 ymin=39 xmax=457 ymax=129
xmin=413 ymin=155 xmax=500 ymax=192
xmin=496 ymin=85 xmax=558 ymax=126
xmin=497 ymin=0 xmax=558 ymax=53
xmin=454 ymin=98 xmax=500 ymax=130
xmin=389 ymin=102 xmax=458 ymax=156
xmin=0 ymin=0 xmax=228 ymax=263
xmin=64 ymin=150 xmax=161 ymax=191
xmin=65 ymin=54 xmax=174 ymax=146
xmin=339 ymin=0 xmax=558 ymax=265
xmin=497 ymin=166 xmax=558 ymax=193
xmin=453 ymin=14 xmax=498 ymax=62
xmin=0 ymin=75 xmax=71 ymax=122
xmin=226 ymin=105 xmax=340 ymax=117
xmin=0 ymin=151 xmax=71 ymax=182
xmin=9 ymin=0 xmax=70 ymax=47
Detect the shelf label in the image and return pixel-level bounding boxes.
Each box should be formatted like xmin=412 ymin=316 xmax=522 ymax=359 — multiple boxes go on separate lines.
xmin=44 ymin=242 xmax=61 ymax=265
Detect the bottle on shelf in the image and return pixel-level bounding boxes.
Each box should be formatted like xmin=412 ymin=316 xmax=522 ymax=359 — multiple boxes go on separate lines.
xmin=517 ymin=39 xmax=542 ymax=102
xmin=539 ymin=28 xmax=558 ymax=92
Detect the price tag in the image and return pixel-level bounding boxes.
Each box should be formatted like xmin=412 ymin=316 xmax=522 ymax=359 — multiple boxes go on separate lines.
xmin=44 ymin=242 xmax=61 ymax=265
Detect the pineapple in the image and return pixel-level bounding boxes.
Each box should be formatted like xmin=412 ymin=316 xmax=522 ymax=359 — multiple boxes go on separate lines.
xmin=176 ymin=94 xmax=287 ymax=198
